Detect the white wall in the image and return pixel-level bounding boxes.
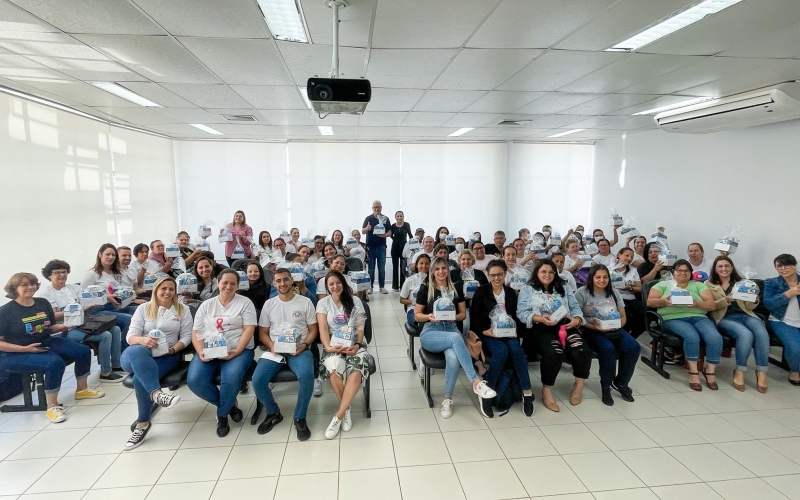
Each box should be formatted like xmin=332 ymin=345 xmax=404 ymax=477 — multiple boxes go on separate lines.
xmin=590 ymin=121 xmax=800 ymax=274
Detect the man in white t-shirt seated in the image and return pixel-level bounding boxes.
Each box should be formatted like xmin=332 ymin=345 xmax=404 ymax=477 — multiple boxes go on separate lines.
xmin=251 ymin=268 xmax=319 ymax=441
xmin=410 ymin=236 xmax=435 ymax=272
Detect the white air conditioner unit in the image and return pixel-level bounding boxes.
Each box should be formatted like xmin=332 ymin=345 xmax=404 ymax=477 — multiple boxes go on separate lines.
xmin=654 ymin=83 xmax=800 ymax=134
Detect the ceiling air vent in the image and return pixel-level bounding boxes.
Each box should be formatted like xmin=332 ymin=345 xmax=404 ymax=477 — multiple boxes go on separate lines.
xmin=497 ymin=119 xmax=531 ymax=126
xmin=221 ymin=114 xmax=258 ymax=122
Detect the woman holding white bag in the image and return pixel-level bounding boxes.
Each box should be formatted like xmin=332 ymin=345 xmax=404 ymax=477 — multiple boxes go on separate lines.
xmin=121 ymin=276 xmax=192 ymax=450
xmin=220 ymin=210 xmax=253 ymax=266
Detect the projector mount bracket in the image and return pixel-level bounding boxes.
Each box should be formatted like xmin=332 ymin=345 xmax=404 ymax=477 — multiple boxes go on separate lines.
xmin=323 ymin=0 xmax=348 ymax=79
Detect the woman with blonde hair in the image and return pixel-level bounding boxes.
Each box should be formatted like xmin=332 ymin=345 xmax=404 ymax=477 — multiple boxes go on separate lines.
xmin=121 ymin=276 xmax=193 ymax=450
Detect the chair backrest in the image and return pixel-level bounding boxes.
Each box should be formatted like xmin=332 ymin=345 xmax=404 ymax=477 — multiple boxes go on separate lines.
xmin=362 ymin=300 xmax=373 ymax=344
xmin=263 ymin=268 xmax=274 ymax=286
xmin=753 ymin=278 xmax=771 ymax=317
xmin=230 ymin=258 xmax=258 ymax=272
xmin=641 ymin=279 xmax=660 ymax=311
xmin=345 ymin=257 xmax=363 ymax=273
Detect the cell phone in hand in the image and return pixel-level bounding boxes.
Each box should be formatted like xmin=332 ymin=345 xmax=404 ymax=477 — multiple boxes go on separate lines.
xmin=36 ymin=346 xmax=50 ymax=351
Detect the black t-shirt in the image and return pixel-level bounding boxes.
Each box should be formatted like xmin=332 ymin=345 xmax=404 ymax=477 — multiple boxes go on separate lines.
xmin=484 ymin=244 xmax=503 ymax=257
xmin=415 ymin=283 xmax=466 ymax=316
xmin=0 ymin=298 xmax=57 ymax=346
xmin=391 ymin=222 xmax=413 ymax=249
xmin=724 ymin=283 xmax=746 ymax=316
xmin=363 ymin=214 xmax=392 ymax=248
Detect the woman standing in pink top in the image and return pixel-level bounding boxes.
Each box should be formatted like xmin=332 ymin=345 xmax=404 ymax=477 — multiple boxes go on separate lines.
xmin=221 ymin=210 xmax=253 ymax=266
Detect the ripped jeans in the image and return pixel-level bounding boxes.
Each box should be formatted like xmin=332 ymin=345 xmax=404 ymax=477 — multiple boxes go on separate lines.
xmin=529 ymin=323 xmax=592 ymax=387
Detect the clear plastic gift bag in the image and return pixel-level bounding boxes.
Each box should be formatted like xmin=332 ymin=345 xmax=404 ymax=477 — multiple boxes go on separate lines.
xmin=274 ymin=322 xmax=298 ymax=354
xmin=609 ymin=206 xmax=624 ymax=227
xmin=434 ymin=289 xmax=456 ymax=321
xmin=301 ymin=229 xmax=314 ymax=246
xmin=331 ymin=309 xmax=366 ymax=348
xmin=407 ymin=237 xmax=421 ymax=251
xmin=218 ymin=223 xmax=234 ymax=243
xmin=165 ymin=240 xmax=181 ymax=258
xmin=311 ymin=258 xmax=328 ymax=279
xmin=445 ymin=233 xmax=456 ymax=246
xmin=714 ymin=225 xmax=742 ymax=255
xmin=664 ymin=272 xmax=692 ymax=305
xmin=80 ymin=285 xmax=107 ymax=308
xmin=116 ymin=287 xmax=136 ymax=309
xmin=576 ymin=253 xmax=593 ymax=268
xmin=541 ymin=295 xmax=568 ymax=322
xmin=548 ymin=230 xmax=562 ymax=247
xmin=195 ymin=239 xmax=210 ymax=252
xmin=232 ymin=242 xmax=246 ymax=260
xmin=507 ymin=266 xmax=530 ymax=290
xmin=650 ymin=224 xmax=668 ymax=247
xmin=176 ymin=272 xmax=198 ymax=294
xmin=142 ymin=272 xmax=167 ymax=292
xmin=237 ymin=270 xmax=249 ymax=291
xmin=149 ymin=329 xmax=169 ymax=357
xmin=346 ymin=233 xmax=360 ymax=249
xmin=171 ymin=257 xmax=187 ymax=273
xmin=657 ymin=244 xmax=678 ymax=266
xmin=468 ymin=232 xmax=480 ymax=245
xmin=461 ymin=267 xmax=480 ymax=299
xmin=276 ymin=223 xmax=290 ymax=241
xmin=585 ymin=242 xmax=599 ymax=255
xmin=350 ymin=245 xmax=366 ymax=262
xmin=280 ymin=262 xmax=306 ymax=282
xmin=348 ymin=270 xmax=371 ymax=291
xmin=610 ymin=269 xmax=626 ymax=289
xmin=732 ymin=267 xmax=759 ymax=302
xmin=490 ymin=304 xmax=516 ymax=338
xmin=63 ymin=302 xmax=84 ymax=328
xmin=589 ymin=299 xmax=622 ymax=330
xmin=198 ymin=220 xmax=214 ymax=239
xmin=619 ymin=217 xmax=640 ymax=238
xmin=373 ymin=215 xmax=388 ymax=236
xmin=202 ymin=330 xmax=228 ymax=359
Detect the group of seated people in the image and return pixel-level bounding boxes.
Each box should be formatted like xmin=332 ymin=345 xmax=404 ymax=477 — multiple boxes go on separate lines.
xmin=2 ymin=209 xmax=799 ymax=452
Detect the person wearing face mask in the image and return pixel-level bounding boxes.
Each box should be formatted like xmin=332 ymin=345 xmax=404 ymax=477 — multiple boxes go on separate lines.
xmin=484 ymin=231 xmax=507 ymax=257
xmin=472 ymin=242 xmax=494 ymax=273
xmin=592 ymin=227 xmax=620 ymax=248
xmin=550 ymin=252 xmax=578 ymax=292
xmin=239 ymin=262 xmax=270 ymax=318
xmin=592 ymin=239 xmax=617 ymax=268
xmin=410 ymin=236 xmax=435 ymax=272
xmin=518 ymin=228 xmax=532 ymax=244
xmin=637 ymin=242 xmax=667 ymax=284
xmin=560 ymin=225 xmax=587 ymax=252
xmin=541 ymin=225 xmax=558 ymax=254
xmin=687 ymin=243 xmax=712 ymax=277
xmin=390 ymin=211 xmax=413 ymax=292
xmin=449 ymin=237 xmax=467 ymax=261
xmin=434 ymin=226 xmax=452 ymax=251
xmin=362 ymin=200 xmax=392 ymax=294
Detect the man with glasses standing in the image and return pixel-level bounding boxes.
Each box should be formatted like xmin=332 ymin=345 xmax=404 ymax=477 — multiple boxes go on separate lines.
xmin=362 ymin=200 xmax=392 ymax=294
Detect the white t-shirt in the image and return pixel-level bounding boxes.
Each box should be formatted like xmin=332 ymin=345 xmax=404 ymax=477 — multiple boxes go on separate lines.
xmin=316 ymin=275 xmax=355 ymax=297
xmin=613 ymin=265 xmax=641 ymax=301
xmin=473 ymin=255 xmax=494 ymax=272
xmin=193 ymin=294 xmax=257 ymax=350
xmin=689 ymin=258 xmax=712 ymax=277
xmin=316 ymin=295 xmax=366 ymax=333
xmin=782 ymin=297 xmax=800 ymax=328
xmin=258 ymin=293 xmax=317 ymax=344
xmin=400 ymin=274 xmax=427 ymax=306
xmin=35 ymin=283 xmax=81 ymax=319
xmin=493 ymin=289 xmax=506 ymax=306
xmin=516 ymin=256 xmax=535 ymax=273
xmin=593 ymin=253 xmax=617 ymax=268
xmin=286 ymin=242 xmax=300 ymax=254
xmin=130 ymin=259 xmax=161 ymax=280
xmin=559 ymin=270 xmax=577 ymax=292
xmin=120 ymin=266 xmax=138 ymax=288
xmin=80 ymin=270 xmax=122 ymax=293
xmin=129 ymin=303 xmax=193 ymax=348
xmin=411 ymin=250 xmax=433 ymax=265
xmin=564 ymin=255 xmax=587 ymax=271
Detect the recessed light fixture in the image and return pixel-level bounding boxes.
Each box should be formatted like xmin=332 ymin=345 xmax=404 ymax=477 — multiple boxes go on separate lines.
xmin=448 ymin=127 xmax=474 ymax=137
xmin=298 ymin=87 xmax=313 ymax=109
xmin=605 ymin=0 xmax=744 ymax=52
xmin=257 ymin=0 xmax=310 ymax=43
xmin=318 ymin=126 xmax=333 ymax=135
xmin=89 ymin=82 xmax=161 ymax=107
xmin=632 ymin=97 xmax=714 ymax=115
xmin=189 ymin=124 xmax=223 ymax=135
xmin=548 ymin=129 xmax=585 ymax=138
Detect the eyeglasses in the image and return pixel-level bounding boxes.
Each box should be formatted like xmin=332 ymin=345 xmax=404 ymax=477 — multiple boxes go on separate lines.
xmin=488 ymin=273 xmax=504 ymax=279
xmin=674 ymin=269 xmax=692 ymax=274
xmin=776 ymin=264 xmax=795 ymax=270
xmin=51 ymin=271 xmax=68 ymax=276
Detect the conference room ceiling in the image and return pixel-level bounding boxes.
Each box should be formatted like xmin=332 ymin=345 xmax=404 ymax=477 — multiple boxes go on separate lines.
xmin=1 ymin=0 xmax=800 ymax=142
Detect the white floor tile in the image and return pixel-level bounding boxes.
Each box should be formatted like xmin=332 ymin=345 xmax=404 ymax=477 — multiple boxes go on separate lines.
xmin=568 ymin=398 xmax=627 ymax=423
xmin=716 ymin=440 xmax=800 ymax=477
xmin=339 ymin=468 xmax=401 ymax=500
xmin=383 ymin=388 xmax=431 ymax=410
xmin=82 ymin=486 xmax=152 ymax=500
xmin=763 ymin=474 xmax=800 ymax=500
xmin=509 ymin=456 xmax=587 ymax=497
xmin=539 ymin=423 xmax=608 ymax=455
xmin=593 ymin=488 xmax=660 ymax=500
xmin=397 ymin=464 xmax=466 ymax=500
xmin=280 ymin=440 xmax=339 ymax=475
xmin=0 ymin=458 xmax=59 ymax=496
xmin=339 ymin=436 xmax=396 ymax=471
xmin=454 ymin=459 xmax=528 ymax=500
xmin=146 ymin=481 xmax=215 ymax=500
xmin=392 ymin=432 xmax=451 ymax=467
xmin=219 ymin=443 xmax=285 ymax=479
xmin=435 ymin=404 xmax=490 ymax=432
xmin=650 ymin=483 xmax=724 ymax=499
xmin=616 ymin=448 xmax=701 ymax=486
xmin=27 ymin=454 xmax=117 ymax=494
xmin=179 ymin=420 xmax=241 ymax=449
xmin=645 ymin=393 xmax=713 ymax=416
xmin=611 ymin=397 xmax=669 ymax=420
xmin=340 ymin=409 xmax=390 ymax=439
xmin=442 ymin=430 xmax=504 ymax=462
xmin=0 ymin=413 xmax=52 ymax=433
xmin=276 ymin=472 xmax=338 ymax=500
xmin=563 ymin=451 xmax=645 ymax=491
xmin=684 ymin=391 xmax=755 ymax=413
xmin=6 ymin=428 xmax=89 ymax=460
xmin=157 ymin=446 xmax=231 ymax=484
xmin=665 ymin=444 xmax=755 ymax=481
xmin=19 ymin=491 xmax=86 ymax=500
xmin=0 ymin=431 xmax=37 ymax=461
xmin=491 ymin=427 xmax=558 ymax=459
xmin=719 ymin=411 xmax=798 ymax=439
xmin=707 ymin=477 xmax=788 ymax=500
xmin=762 ymin=436 xmax=800 ymax=464
xmin=674 ymin=414 xmax=755 ymax=443
xmin=387 ymin=408 xmax=439 ymax=435
xmin=760 ymin=409 xmax=800 ymax=433
xmin=211 ymin=477 xmax=277 ymax=500
xmin=631 ymin=417 xmax=706 ymax=447
xmin=94 ymin=450 xmax=176 ymax=489
xmin=727 ymin=391 xmax=794 ymax=411
xmin=585 ymin=420 xmax=658 ymax=451
xmin=531 ymin=403 xmax=582 ymax=426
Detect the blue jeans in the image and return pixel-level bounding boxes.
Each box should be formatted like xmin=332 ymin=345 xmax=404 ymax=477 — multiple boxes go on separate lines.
xmin=664 ymin=316 xmax=722 ymax=364
xmin=718 ymin=314 xmax=770 ymax=372
xmin=121 ymin=345 xmax=180 ymax=423
xmin=65 ymin=326 xmax=121 ymax=374
xmin=420 ymin=322 xmax=478 ymax=398
xmin=252 ymin=350 xmax=314 ymax=420
xmin=0 ymin=337 xmax=91 ymax=393
xmin=770 ymin=321 xmax=800 ymax=372
xmin=367 ymin=245 xmax=386 ymax=288
xmin=407 ymin=309 xmax=415 ymax=326
xmin=584 ymin=329 xmax=641 ymax=388
xmin=187 ymin=349 xmax=254 ymax=418
xmin=99 ymin=303 xmax=132 ymax=351
xmin=482 ymin=336 xmax=531 ymax=392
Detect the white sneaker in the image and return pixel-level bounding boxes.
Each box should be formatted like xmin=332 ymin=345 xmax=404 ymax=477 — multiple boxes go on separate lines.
xmin=342 ymin=407 xmax=352 ymax=432
xmin=268 ymin=382 xmax=275 ymax=391
xmin=440 ymin=399 xmax=453 ymax=419
xmin=367 ymin=288 xmax=373 ymax=294
xmin=313 ymin=378 xmax=323 ymax=397
xmin=325 ymin=414 xmax=342 ymax=439
xmin=417 ymin=363 xmax=425 ymax=379
xmin=380 ymin=288 xmax=388 ymax=294
xmin=472 ymin=380 xmax=497 ymax=399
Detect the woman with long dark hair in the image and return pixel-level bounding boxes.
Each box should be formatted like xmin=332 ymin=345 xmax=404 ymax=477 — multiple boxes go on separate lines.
xmin=80 ymin=243 xmax=133 ymax=343
xmin=614 ymin=247 xmax=646 ymax=338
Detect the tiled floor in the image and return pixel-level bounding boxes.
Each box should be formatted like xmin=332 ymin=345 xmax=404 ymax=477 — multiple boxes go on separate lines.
xmin=3 ymin=291 xmax=800 ymax=499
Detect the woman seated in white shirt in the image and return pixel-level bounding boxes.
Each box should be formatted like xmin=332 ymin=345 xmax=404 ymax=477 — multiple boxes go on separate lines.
xmin=80 ymin=243 xmax=134 ymax=341
xmin=121 ymin=276 xmax=193 ymax=450
xmin=614 ymin=248 xmax=645 ymax=338
xmin=317 ymin=255 xmax=355 ymax=300
xmin=550 ymin=252 xmax=577 ymax=292
xmin=512 ymin=238 xmax=536 ymax=271
xmin=252 ymin=231 xmax=275 ymax=265
xmin=627 ymin=236 xmax=647 ymax=268
xmin=331 ymin=230 xmax=346 ymax=254
xmin=592 ymin=239 xmax=617 ymax=267
xmin=400 ymin=253 xmax=431 ymax=325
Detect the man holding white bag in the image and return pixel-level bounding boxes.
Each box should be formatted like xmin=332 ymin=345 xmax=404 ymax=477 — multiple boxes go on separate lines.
xmin=362 ymin=200 xmax=392 ymax=294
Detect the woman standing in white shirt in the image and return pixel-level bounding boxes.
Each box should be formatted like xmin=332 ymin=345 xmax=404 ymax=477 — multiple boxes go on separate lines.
xmin=122 ymin=276 xmax=193 ymax=450
xmin=252 ymin=231 xmax=274 ymax=265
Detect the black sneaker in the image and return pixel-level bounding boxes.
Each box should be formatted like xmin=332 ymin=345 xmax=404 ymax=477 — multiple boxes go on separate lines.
xmin=153 ymin=391 xmax=181 ymax=409
xmin=216 ymin=416 xmax=230 ymax=437
xmin=294 ymin=418 xmax=311 ymax=441
xmin=522 ymin=394 xmax=535 ymax=417
xmin=229 ymin=403 xmax=243 ymax=423
xmin=601 ymin=387 xmax=614 ymax=406
xmin=99 ymin=372 xmax=124 ymax=383
xmin=611 ymin=382 xmax=635 ymax=402
xmin=124 ymin=423 xmax=150 ymax=451
xmin=257 ymin=412 xmax=284 ymax=435
xmin=479 ymin=396 xmax=494 ymax=418
xmin=112 ymin=366 xmax=126 ymax=372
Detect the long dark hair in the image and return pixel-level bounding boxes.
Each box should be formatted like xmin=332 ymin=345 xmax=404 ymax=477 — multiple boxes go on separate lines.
xmin=586 ymin=264 xmax=619 ymax=306
xmin=708 ymin=255 xmax=742 ymax=285
xmin=93 ymin=243 xmax=120 ymax=276
xmin=616 ymin=247 xmax=634 ymax=275
xmin=643 ymin=242 xmax=661 ymax=264
xmin=529 ymin=259 xmax=565 ymax=296
xmin=258 ymin=231 xmax=273 ymax=250
xmin=193 ymin=256 xmax=217 ymax=291
xmin=435 ymin=226 xmax=449 ymax=243
xmin=331 ymin=230 xmax=344 ymax=249
xmin=325 ymin=270 xmax=354 ymax=316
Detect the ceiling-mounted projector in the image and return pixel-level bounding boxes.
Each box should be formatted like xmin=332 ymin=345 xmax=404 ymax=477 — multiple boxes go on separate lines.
xmin=307 ymin=77 xmax=371 ymax=115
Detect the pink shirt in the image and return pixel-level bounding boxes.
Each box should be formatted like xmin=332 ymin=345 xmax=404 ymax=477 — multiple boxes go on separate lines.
xmin=225 ymin=224 xmax=253 ymax=258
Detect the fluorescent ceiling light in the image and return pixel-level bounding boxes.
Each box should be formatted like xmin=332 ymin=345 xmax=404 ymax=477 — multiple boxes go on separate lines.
xmin=548 ymin=129 xmax=585 ymax=138
xmin=89 ymin=82 xmax=161 ymax=107
xmin=257 ymin=0 xmax=309 ymax=43
xmin=189 ymin=124 xmax=223 ymax=135
xmin=318 ymin=126 xmax=333 ymax=136
xmin=632 ymin=97 xmax=714 ymax=115
xmin=448 ymin=127 xmax=474 ymax=137
xmin=606 ymin=0 xmax=745 ymax=52
xmin=298 ymin=87 xmax=313 ymax=109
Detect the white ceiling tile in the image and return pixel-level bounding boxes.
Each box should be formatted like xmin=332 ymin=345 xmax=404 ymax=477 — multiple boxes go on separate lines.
xmin=132 ymin=0 xmax=270 ymax=38
xmin=523 ymin=114 xmax=595 ymax=129
xmin=159 ymin=83 xmax=251 ymax=108
xmin=259 ymin=109 xmax=315 ymax=126
xmin=604 ymin=94 xmax=703 ymax=116
xmin=0 ymin=1 xmax=59 ymax=32
xmin=366 ymin=49 xmax=456 ymax=89
xmin=412 ymin=89 xmax=487 ymax=112
xmin=274 ymin=125 xmax=319 ymax=136
xmin=148 ymin=123 xmax=216 ymax=135
xmin=24 ymin=55 xmax=148 ymax=81
xmin=399 ymin=126 xmax=458 ymax=137
xmin=617 ymin=56 xmax=776 ymax=95
xmin=464 ymin=127 xmax=549 ymax=137
xmin=300 ymin=0 xmax=373 ymax=47
xmin=328 ymin=126 xmax=359 ymax=137
xmin=468 ymin=0 xmax=615 ymax=48
xmin=357 ymin=111 xmax=407 ymax=127
xmin=372 ymin=0 xmax=494 ymax=49
xmin=196 ymin=123 xmax=248 ymax=135
xmin=568 ymin=115 xmax=654 ymax=130
xmin=74 ymin=34 xmax=220 ymax=84
xmin=113 ymin=82 xmax=197 ymax=108
xmin=357 ymin=127 xmax=401 ymax=138
xmin=559 ymin=93 xmax=660 ymax=115
xmin=0 ymin=33 xmax=110 ymax=59
xmin=442 ymin=113 xmax=502 ymax=128
xmin=92 ymin=106 xmax=179 ymax=125
xmin=206 ymin=109 xmax=267 ymax=123
xmin=237 ymin=125 xmax=286 ymax=136
xmin=513 ymin=92 xmax=602 ymax=114
xmin=557 ymin=53 xmax=702 ymax=93
xmin=678 ymin=59 xmax=800 ymax=98
xmin=7 ymin=0 xmax=165 ymax=35
xmin=0 ymin=76 xmax=85 ymax=107
xmin=231 ymin=85 xmax=306 ymax=110
xmin=179 ymin=38 xmax=292 ymax=86
xmin=0 ymin=53 xmax=44 ymax=69
xmin=151 ymin=107 xmax=227 ymax=124
xmin=721 ymin=23 xmax=800 ymax=58
xmin=312 ymin=114 xmax=360 ymax=126
xmin=432 ymin=48 xmax=542 ymax=90
xmin=13 ymin=79 xmax=141 ymax=106
xmin=464 ymin=91 xmax=546 ymax=113
xmin=401 ymin=112 xmax=455 ymax=127
xmin=498 ymin=50 xmax=623 ymax=92
xmin=367 ymin=88 xmax=425 ymax=111
xmin=641 ymin=0 xmax=800 ymax=56
xmin=555 ymin=0 xmax=695 ymax=51
xmin=1 ymin=67 xmax=70 ymax=82
xmin=278 ymin=41 xmax=366 ymax=86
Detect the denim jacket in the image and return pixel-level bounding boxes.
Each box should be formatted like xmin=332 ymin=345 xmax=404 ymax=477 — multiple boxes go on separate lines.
xmin=764 ymin=275 xmax=800 ymax=321
xmin=517 ymin=284 xmax=585 ymax=328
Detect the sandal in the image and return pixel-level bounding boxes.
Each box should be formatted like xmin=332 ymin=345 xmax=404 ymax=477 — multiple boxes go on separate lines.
xmin=702 ymin=369 xmax=718 ymax=391
xmin=688 ymin=371 xmax=702 ymax=392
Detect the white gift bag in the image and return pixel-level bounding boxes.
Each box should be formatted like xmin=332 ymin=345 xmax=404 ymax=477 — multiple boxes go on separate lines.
xmin=149 ymin=329 xmax=169 ymax=357
xmin=274 ymin=325 xmax=298 ymax=354
xmin=433 ymin=289 xmax=456 ymax=321
xmin=63 ymin=303 xmax=84 ymax=328
xmin=202 ymin=331 xmax=228 ymax=359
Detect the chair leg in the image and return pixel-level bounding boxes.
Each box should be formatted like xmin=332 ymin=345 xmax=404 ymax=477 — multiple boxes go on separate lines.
xmin=364 ymin=376 xmax=372 ymax=418
xmin=641 ymin=337 xmax=671 ymax=379
xmin=250 ymin=400 xmax=263 ymax=425
xmin=1 ymin=373 xmax=48 ymax=413
xmin=408 ymin=335 xmax=416 ymax=370
xmin=424 ymin=363 xmax=433 ymax=408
